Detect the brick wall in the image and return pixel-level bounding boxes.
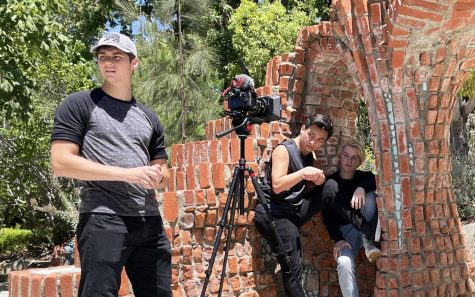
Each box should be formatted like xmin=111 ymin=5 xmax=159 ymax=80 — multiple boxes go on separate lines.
xmin=167 ymin=0 xmax=475 ymax=296
xmin=327 ymin=0 xmax=475 ymax=295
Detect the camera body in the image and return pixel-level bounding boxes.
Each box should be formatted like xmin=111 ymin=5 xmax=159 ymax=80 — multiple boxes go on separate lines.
xmin=224 ymin=74 xmax=281 ymax=123
xmin=228 ymin=89 xmax=281 ymax=122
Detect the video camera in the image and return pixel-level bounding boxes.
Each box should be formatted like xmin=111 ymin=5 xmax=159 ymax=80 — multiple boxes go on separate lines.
xmin=222 ymin=74 xmax=281 ymax=123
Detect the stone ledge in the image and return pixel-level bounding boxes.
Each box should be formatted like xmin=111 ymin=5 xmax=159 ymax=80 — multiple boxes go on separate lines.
xmin=0 ymin=260 xmax=43 ymax=275
xmin=8 ymin=266 xmax=131 ymax=297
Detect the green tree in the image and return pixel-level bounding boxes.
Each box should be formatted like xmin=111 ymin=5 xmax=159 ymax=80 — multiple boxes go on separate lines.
xmin=459 ymin=69 xmax=475 ymax=99
xmin=0 ymin=0 xmax=126 ymax=117
xmin=116 ymin=0 xmax=222 ymax=145
xmin=0 ymin=0 xmax=69 ymax=118
xmin=205 ymin=0 xmax=330 ymax=86
xmin=281 ymin=0 xmax=331 ymax=22
xmin=0 ymin=46 xmax=96 ymax=245
xmin=0 ymin=0 xmax=107 ymax=248
xmin=227 ymin=0 xmax=311 ymax=86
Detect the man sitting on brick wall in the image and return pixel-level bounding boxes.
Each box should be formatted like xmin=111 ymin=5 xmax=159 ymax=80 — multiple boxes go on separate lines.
xmin=254 ymin=115 xmax=379 ymax=297
xmin=322 ymin=138 xmax=381 ymax=297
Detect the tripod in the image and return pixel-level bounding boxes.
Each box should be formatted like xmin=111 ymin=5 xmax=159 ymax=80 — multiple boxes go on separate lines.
xmin=200 ymin=116 xmax=306 ymax=297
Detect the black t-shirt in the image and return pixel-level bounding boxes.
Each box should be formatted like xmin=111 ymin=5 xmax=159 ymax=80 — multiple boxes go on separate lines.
xmin=261 ymin=139 xmax=313 ymax=217
xmin=322 ymin=170 xmax=376 ymax=242
xmin=51 ymin=88 xmax=167 ymax=216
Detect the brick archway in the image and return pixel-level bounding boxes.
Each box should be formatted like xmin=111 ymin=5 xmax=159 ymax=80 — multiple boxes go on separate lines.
xmin=165 ymin=0 xmax=475 ymax=295
xmin=261 ymin=0 xmax=475 ymax=295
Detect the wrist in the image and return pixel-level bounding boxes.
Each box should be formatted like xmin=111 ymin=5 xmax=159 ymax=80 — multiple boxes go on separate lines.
xmin=117 ymin=167 xmax=129 ymax=183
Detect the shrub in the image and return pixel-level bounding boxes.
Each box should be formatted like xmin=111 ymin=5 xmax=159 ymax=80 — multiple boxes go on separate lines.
xmin=451 ymin=155 xmax=475 ymax=222
xmin=452 ymin=113 xmax=475 ymax=222
xmin=0 ymin=227 xmax=34 ymax=256
xmin=359 ymin=147 xmax=376 ymax=173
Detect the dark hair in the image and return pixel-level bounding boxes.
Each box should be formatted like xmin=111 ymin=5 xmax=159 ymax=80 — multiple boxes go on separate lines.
xmin=304 ymin=114 xmax=333 ymax=139
xmin=94 ymin=45 xmax=135 ymax=61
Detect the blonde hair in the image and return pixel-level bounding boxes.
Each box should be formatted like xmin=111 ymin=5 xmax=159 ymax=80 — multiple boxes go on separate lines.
xmin=337 ymin=139 xmax=366 ymax=164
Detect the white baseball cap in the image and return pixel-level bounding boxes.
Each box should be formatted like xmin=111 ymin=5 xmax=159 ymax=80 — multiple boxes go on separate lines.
xmin=90 ymin=33 xmax=137 ymax=58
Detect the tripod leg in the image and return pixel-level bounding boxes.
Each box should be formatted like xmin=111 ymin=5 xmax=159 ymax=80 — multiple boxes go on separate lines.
xmin=249 ymin=170 xmax=307 ymax=297
xmin=200 ymin=166 xmax=240 ymax=297
xmin=218 ymin=168 xmax=243 ymax=295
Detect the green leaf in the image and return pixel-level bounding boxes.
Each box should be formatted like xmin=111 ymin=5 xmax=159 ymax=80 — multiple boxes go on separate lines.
xmin=0 ymin=79 xmax=14 ymax=93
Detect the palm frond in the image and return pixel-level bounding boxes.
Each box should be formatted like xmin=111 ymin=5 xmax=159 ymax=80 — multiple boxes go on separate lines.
xmin=114 ymin=0 xmax=142 ymax=24
xmin=152 ymin=0 xmax=176 ymax=25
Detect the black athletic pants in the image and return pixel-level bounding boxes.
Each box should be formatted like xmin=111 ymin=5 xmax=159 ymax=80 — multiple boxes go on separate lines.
xmin=254 ymin=179 xmax=370 ymax=297
xmin=76 ymin=213 xmax=172 ymax=297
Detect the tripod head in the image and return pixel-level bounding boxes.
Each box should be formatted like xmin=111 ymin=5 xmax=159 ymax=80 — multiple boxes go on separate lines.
xmin=215 ymin=113 xmax=265 ymax=138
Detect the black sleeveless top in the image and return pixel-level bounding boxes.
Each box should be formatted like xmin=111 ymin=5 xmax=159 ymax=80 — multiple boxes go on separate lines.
xmin=260 ymin=139 xmax=313 ymax=217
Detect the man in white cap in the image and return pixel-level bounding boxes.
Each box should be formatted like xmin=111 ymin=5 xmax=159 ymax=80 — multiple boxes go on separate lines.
xmin=50 ymin=32 xmax=172 ymax=297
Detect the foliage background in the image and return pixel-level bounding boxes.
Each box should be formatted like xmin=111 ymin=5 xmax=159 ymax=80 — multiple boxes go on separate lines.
xmin=0 ymin=0 xmax=474 ymax=258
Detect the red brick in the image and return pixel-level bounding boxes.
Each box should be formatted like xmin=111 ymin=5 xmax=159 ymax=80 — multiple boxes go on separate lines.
xmin=278 ymin=76 xmax=290 ymax=92
xmin=205 ymin=209 xmax=217 ymax=226
xmin=199 ymin=163 xmax=211 ymax=189
xmin=20 ymin=274 xmax=30 ymax=297
xmin=382 ymin=152 xmax=392 ymax=183
xmin=211 ymin=163 xmax=226 ymax=190
xmin=205 ymin=121 xmax=214 ymax=141
xmin=228 ymin=138 xmax=239 ymax=163
xmin=31 ymin=275 xmax=42 ymax=297
xmin=401 ymin=177 xmax=411 ymax=207
xmin=444 ymin=15 xmax=470 ymax=30
xmin=228 ymin=275 xmax=240 ymax=292
xmin=209 ymin=140 xmax=218 ymax=163
xmin=407 ymin=0 xmax=449 ymax=11
xmin=182 ymin=245 xmax=193 ymax=264
xmin=207 ymin=188 xmax=217 ymax=206
xmin=163 ymin=192 xmax=179 ymax=222
xmin=194 ymin=212 xmax=205 ymax=228
xmin=425 ymin=124 xmax=434 ymax=139
xmin=220 ymin=138 xmax=229 ymax=163
xmin=461 ymin=59 xmax=475 ymax=71
xmin=279 ymin=63 xmax=294 ymax=75
xmin=387 ymin=219 xmax=398 ymax=240
xmin=395 ymin=15 xmax=427 ymax=29
xmin=186 ymin=165 xmax=196 ymax=190
xmin=397 ymin=5 xmax=443 ymax=22
xmin=295 ymin=64 xmax=306 ymax=79
xmin=184 ymin=190 xmax=195 ymax=212
xmin=370 ymin=3 xmax=382 ymax=25
xmin=59 ymin=274 xmax=74 ymax=297
xmin=245 ymin=137 xmax=255 ymax=161
xmin=172 ymin=144 xmax=185 ymax=168
xmin=402 ymin=208 xmax=413 ymax=230
xmin=391 ymin=50 xmax=405 ymax=68
xmin=176 ymin=170 xmax=185 ymax=191
xmin=388 ymin=38 xmax=409 ymax=49
xmin=44 ymin=274 xmax=57 ymax=297
xmin=396 ymin=124 xmax=407 ymax=153
xmin=185 ymin=143 xmax=193 ymax=167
